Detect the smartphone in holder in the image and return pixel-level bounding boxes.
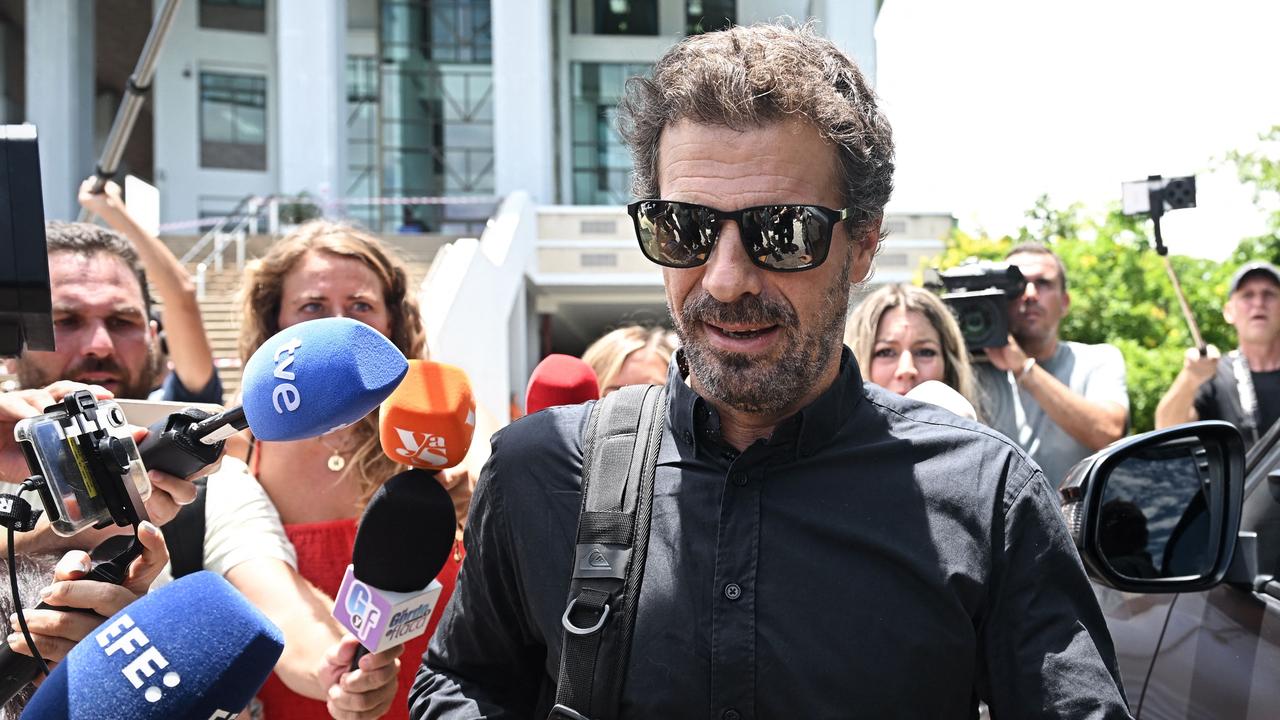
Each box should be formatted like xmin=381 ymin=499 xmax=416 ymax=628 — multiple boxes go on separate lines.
xmin=13 ymin=392 xmax=151 ymax=537
xmin=113 ymin=398 xmax=224 ymax=428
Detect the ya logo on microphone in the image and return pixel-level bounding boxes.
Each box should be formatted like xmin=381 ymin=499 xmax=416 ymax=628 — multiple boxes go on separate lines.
xmin=392 ymin=428 xmax=450 ymax=468
xmin=344 ymin=581 xmax=382 ymax=642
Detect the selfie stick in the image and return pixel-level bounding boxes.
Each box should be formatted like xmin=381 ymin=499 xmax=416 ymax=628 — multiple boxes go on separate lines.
xmin=1144 ymin=177 xmax=1207 ymax=356
xmin=77 ymin=0 xmax=182 ymax=218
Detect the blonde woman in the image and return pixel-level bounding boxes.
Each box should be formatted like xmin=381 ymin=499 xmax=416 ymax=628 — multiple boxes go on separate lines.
xmin=582 ymin=325 xmax=679 ymax=395
xmin=846 ymin=284 xmax=983 ymax=419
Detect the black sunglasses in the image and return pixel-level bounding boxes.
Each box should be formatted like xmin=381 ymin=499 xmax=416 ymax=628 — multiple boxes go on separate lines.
xmin=627 ymin=199 xmax=853 ymax=272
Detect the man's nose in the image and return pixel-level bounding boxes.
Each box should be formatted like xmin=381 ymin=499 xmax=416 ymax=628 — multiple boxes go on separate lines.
xmin=700 ymin=222 xmax=763 ymax=304
xmin=1022 ymin=282 xmax=1039 ymax=301
xmin=82 ymin=321 xmax=116 ymax=357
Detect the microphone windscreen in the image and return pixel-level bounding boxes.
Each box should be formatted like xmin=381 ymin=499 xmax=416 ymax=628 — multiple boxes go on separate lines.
xmin=379 ymin=360 xmax=476 ymax=470
xmin=525 ymin=354 xmax=599 ymax=415
xmin=904 ymin=380 xmax=978 ymax=421
xmin=352 ymin=468 xmax=458 ymax=592
xmin=242 ymin=317 xmax=408 ymax=441
xmin=21 ymin=571 xmax=284 ymax=719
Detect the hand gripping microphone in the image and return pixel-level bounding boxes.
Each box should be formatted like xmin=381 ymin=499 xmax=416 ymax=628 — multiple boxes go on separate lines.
xmin=138 ymin=316 xmax=409 ymax=478
xmin=333 ymin=361 xmax=475 ymax=666
xmin=525 ymin=354 xmax=599 ymax=415
xmin=20 ymin=571 xmax=284 ymax=719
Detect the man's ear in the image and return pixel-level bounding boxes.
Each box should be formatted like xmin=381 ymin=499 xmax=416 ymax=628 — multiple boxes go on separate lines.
xmin=1061 ymin=288 xmax=1071 ymax=316
xmin=1223 ymin=303 xmax=1236 ymax=325
xmin=850 ymin=227 xmax=880 ymax=285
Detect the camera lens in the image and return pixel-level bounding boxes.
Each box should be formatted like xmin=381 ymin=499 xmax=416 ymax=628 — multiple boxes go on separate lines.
xmin=960 ymin=307 xmax=992 ymax=338
xmin=107 ymin=406 xmax=126 ymax=427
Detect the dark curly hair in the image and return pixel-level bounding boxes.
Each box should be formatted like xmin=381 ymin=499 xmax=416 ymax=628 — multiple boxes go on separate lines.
xmin=617 ymin=21 xmax=895 ymax=238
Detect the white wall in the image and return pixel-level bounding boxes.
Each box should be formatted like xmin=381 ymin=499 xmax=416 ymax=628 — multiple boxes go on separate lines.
xmin=152 ymin=0 xmax=278 ymax=224
xmin=420 ymin=192 xmax=538 ymax=423
xmin=25 ymin=0 xmax=94 ymax=221
xmin=492 ymin=0 xmax=556 ymax=203
xmin=277 ymin=0 xmax=346 ymax=206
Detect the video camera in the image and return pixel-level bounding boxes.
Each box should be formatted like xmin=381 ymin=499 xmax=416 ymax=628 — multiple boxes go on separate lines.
xmin=936 ymin=262 xmax=1027 ymax=354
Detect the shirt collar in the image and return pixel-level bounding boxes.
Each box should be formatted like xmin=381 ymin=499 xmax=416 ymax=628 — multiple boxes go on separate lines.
xmin=666 ymin=346 xmax=864 ymax=456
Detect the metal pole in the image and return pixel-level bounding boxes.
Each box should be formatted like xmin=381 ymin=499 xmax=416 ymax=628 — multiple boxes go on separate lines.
xmin=78 ymin=0 xmax=184 ymax=220
xmin=1151 ymin=211 xmax=1207 ymax=355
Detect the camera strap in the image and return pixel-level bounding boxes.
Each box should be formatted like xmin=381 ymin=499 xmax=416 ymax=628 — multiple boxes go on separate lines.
xmin=1229 ymin=350 xmax=1261 ymax=445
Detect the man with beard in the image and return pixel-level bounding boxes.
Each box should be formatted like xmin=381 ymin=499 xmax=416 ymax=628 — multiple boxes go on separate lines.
xmin=1155 ymin=261 xmax=1280 ymax=447
xmin=410 ymin=23 xmax=1130 ymax=720
xmin=976 ymin=243 xmax=1130 ymax=486
xmin=0 ymin=221 xmax=207 ymax=552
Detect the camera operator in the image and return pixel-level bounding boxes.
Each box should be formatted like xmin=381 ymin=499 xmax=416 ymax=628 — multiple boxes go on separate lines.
xmin=1155 ymin=262 xmax=1280 ymax=447
xmin=976 ymin=243 xmax=1129 ymax=485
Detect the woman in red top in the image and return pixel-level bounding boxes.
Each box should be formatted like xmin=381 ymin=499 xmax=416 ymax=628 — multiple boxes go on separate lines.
xmin=227 ymin=221 xmax=478 ymax=720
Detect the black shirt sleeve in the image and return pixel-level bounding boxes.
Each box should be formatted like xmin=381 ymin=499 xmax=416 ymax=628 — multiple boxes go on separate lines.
xmin=155 ymin=368 xmax=225 ymax=404
xmin=409 ymin=426 xmax=550 ymax=719
xmin=981 ymin=464 xmax=1133 ymax=718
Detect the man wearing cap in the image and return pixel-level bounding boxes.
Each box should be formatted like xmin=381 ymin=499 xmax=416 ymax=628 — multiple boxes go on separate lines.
xmin=1155 ymin=261 xmax=1280 ymax=447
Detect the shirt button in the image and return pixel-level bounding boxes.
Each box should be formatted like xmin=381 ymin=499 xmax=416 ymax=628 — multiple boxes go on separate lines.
xmin=722 ymin=709 xmax=741 ymax=720
xmin=731 ymin=472 xmax=747 ymax=486
xmin=723 ymin=583 xmax=742 ymax=600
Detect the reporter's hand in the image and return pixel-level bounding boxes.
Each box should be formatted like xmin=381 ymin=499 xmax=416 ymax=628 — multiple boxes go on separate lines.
xmin=125 ymin=427 xmax=204 ymax=526
xmin=1183 ymin=344 xmax=1221 ymax=384
xmin=6 ymin=521 xmax=165 ymax=664
xmin=0 ymin=382 xmax=112 ymax=483
xmin=320 ymin=635 xmax=404 ymax=720
xmin=77 ymin=177 xmax=125 ymax=220
xmin=983 ymin=334 xmax=1029 ymax=373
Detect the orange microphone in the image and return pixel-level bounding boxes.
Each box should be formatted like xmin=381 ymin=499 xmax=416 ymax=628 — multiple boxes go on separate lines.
xmin=378 ymin=360 xmax=477 ymax=470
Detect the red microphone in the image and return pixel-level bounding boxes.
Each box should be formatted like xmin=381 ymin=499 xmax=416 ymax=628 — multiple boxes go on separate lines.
xmin=525 ymin=354 xmax=599 ymax=415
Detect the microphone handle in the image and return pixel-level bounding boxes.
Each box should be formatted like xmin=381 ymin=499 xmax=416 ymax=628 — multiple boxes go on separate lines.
xmin=349 ymin=643 xmax=371 ymax=672
xmin=0 ymin=561 xmax=126 ymax=704
xmin=138 ymin=409 xmax=226 ymax=478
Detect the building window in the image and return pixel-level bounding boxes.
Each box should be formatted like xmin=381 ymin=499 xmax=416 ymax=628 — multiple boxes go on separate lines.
xmin=686 ymin=0 xmax=734 ymax=34
xmin=199 ymin=0 xmax=266 ymax=33
xmin=382 ymin=0 xmax=492 ymax=64
xmin=573 ymin=0 xmax=659 ymax=36
xmin=572 ymin=62 xmax=649 ymax=205
xmin=199 ymin=72 xmax=267 ymax=171
xmin=378 ymin=0 xmax=495 ymax=234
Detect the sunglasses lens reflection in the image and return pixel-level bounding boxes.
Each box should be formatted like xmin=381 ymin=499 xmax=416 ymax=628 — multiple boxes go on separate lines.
xmin=632 ymin=201 xmax=831 ymax=271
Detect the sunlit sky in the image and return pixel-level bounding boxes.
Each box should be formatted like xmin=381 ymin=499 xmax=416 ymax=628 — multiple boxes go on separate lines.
xmin=873 ymin=0 xmax=1280 ymax=259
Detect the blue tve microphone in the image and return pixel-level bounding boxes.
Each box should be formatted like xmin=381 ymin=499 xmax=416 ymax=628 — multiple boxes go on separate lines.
xmin=20 ymin=571 xmax=284 ymax=719
xmin=138 ymin=316 xmax=410 ymax=477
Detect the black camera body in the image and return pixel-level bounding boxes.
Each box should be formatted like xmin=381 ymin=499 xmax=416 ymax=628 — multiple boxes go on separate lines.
xmin=0 ymin=124 xmax=53 ymax=357
xmin=937 ymin=262 xmax=1027 ymax=354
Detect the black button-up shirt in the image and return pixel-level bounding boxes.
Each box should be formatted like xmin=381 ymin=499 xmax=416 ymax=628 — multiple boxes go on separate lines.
xmin=411 ymin=352 xmax=1131 ymax=719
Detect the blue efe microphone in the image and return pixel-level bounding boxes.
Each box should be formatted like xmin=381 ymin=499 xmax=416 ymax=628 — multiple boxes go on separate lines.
xmin=21 ymin=571 xmax=284 ymax=719
xmin=138 ymin=316 xmax=409 ymax=477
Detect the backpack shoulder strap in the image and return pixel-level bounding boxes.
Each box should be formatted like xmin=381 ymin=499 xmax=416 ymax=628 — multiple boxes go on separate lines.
xmin=549 ymin=384 xmax=667 ymax=720
xmin=162 ymin=476 xmax=208 ymax=579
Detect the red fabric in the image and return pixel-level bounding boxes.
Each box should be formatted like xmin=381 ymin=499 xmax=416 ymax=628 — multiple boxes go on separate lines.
xmin=255 ymin=518 xmax=464 ymax=720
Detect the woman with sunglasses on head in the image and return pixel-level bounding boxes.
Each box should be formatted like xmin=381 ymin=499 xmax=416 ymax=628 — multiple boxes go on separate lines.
xmin=846 ymin=283 xmax=984 ymax=421
xmin=184 ymin=221 xmax=473 ymax=720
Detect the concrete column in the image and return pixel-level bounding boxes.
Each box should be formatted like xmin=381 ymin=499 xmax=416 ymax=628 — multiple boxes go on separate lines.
xmin=25 ymin=0 xmax=94 ymax=220
xmin=821 ymin=0 xmax=880 ymax=85
xmin=276 ymin=0 xmax=346 ymax=208
xmin=492 ymin=0 xmax=556 ymax=203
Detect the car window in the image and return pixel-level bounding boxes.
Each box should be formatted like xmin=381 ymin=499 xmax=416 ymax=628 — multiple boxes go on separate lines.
xmin=1242 ymin=422 xmax=1280 ymax=575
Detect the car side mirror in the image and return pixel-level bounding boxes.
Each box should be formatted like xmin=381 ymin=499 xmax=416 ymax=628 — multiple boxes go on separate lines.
xmin=1058 ymin=421 xmax=1245 ymax=593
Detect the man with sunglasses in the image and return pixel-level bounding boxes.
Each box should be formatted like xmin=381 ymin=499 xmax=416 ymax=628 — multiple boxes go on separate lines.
xmin=412 ymin=23 xmax=1130 ymax=720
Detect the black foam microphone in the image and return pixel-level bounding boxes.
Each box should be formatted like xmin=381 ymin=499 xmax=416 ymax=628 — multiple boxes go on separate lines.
xmin=332 ymin=468 xmax=458 ymax=668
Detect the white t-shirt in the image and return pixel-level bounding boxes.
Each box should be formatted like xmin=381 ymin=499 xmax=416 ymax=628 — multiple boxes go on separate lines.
xmin=977 ymin=341 xmax=1130 ymax=487
xmin=151 ymin=456 xmax=296 ymax=589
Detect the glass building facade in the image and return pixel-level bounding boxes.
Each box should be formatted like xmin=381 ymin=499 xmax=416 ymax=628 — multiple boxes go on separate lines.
xmin=571 ymin=61 xmax=649 ymax=205
xmin=344 ymin=0 xmax=495 ymax=233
